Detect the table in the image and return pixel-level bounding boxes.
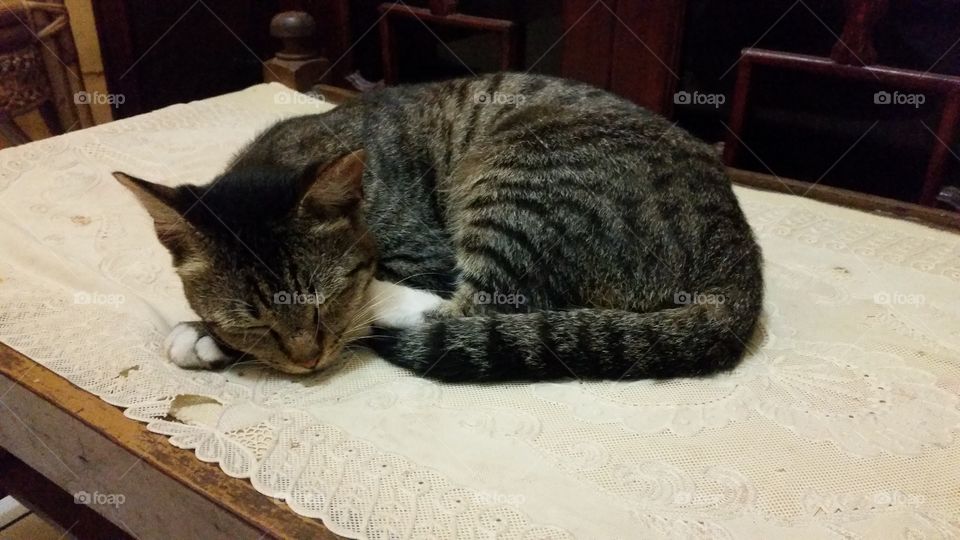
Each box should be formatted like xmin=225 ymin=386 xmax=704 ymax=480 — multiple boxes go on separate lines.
xmin=1 ymin=82 xmax=958 ymax=539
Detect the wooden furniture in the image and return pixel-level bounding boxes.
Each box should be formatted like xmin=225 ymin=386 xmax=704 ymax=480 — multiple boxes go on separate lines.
xmin=1 ymin=9 xmax=956 ymax=536
xmin=0 ymin=450 xmax=133 ymax=538
xmin=723 ymin=0 xmax=960 ymax=208
xmin=1 ymin=155 xmax=955 ymax=538
xmin=724 ymin=49 xmax=960 ymax=208
xmin=0 ymin=76 xmax=360 ymax=540
xmin=263 ymin=11 xmax=332 ymax=91
xmin=240 ymin=12 xmax=960 ymax=234
xmin=560 ymin=0 xmax=687 ymax=116
xmin=729 ymin=166 xmax=960 ymax=232
xmin=0 ymin=0 xmax=92 ymax=145
xmin=377 ymin=1 xmax=524 ymax=85
xmin=2 ymin=58 xmax=958 ymax=538
xmin=0 ymin=15 xmax=351 ymax=536
xmin=0 ymin=343 xmax=341 ymax=539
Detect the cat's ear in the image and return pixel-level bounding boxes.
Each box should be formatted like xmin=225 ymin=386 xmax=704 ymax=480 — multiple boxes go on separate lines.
xmin=113 ymin=172 xmax=197 ymax=260
xmin=299 ymin=149 xmax=366 ymax=217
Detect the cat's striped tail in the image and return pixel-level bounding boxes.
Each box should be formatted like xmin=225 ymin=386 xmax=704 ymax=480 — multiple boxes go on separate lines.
xmin=369 ymin=290 xmax=760 ymax=382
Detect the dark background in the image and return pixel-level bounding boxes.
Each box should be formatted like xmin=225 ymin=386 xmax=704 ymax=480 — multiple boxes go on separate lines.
xmin=93 ymin=0 xmax=960 ymax=206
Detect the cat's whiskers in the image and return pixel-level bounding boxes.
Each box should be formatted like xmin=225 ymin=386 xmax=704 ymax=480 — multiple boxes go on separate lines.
xmin=342 ymin=318 xmax=379 ymax=336
xmin=349 ymin=291 xmax=397 ymax=322
xmin=352 ymin=273 xmax=445 ymax=314
xmin=340 ymin=293 xmax=400 ymax=337
xmin=341 ymin=309 xmax=381 ymax=336
xmin=347 ymin=300 xmax=397 ymax=330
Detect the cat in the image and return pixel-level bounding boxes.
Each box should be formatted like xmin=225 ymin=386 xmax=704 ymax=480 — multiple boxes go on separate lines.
xmin=114 ymin=72 xmax=763 ymax=382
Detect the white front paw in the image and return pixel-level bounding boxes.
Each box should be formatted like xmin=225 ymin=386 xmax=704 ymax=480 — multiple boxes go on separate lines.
xmin=163 ymin=322 xmax=231 ymax=369
xmin=368 ymin=279 xmax=447 ymax=328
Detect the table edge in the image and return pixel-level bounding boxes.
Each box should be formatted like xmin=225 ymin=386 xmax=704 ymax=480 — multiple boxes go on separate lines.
xmin=0 ymin=341 xmax=341 ymax=540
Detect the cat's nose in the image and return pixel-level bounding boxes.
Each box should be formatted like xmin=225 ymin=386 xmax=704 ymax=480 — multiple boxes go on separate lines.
xmin=287 ymin=331 xmax=322 ymax=367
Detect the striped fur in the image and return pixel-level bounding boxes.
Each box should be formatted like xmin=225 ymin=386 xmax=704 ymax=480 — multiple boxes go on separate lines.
xmin=125 ymin=73 xmax=763 ymax=381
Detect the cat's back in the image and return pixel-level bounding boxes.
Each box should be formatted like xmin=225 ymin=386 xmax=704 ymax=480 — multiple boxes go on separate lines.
xmin=358 ymin=73 xmax=723 ymax=205
xmin=358 ymin=74 xmax=760 ymax=315
xmin=377 ymin=73 xmax=721 ymax=179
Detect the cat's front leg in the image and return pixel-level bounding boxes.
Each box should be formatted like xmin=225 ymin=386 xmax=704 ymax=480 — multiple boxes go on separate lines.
xmin=163 ymin=321 xmax=233 ymax=369
xmin=367 ymin=279 xmax=448 ymax=328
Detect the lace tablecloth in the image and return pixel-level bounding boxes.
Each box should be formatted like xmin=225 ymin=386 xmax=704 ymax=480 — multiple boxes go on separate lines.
xmin=1 ymin=84 xmax=958 ymax=539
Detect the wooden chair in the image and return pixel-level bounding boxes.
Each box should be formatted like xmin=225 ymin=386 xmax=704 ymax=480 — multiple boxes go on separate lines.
xmin=723 ymin=0 xmax=960 ymax=207
xmin=0 ymin=0 xmax=92 ymax=146
xmin=376 ymin=0 xmax=525 ymax=84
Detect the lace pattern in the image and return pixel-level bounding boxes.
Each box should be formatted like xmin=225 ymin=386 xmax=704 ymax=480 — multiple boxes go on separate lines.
xmin=0 ymin=84 xmax=958 ymax=538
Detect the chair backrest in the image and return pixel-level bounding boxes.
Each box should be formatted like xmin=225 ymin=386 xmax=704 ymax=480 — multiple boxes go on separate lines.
xmin=427 ymin=0 xmax=458 ymax=16
xmin=0 ymin=0 xmax=92 ymax=143
xmin=0 ymin=5 xmax=51 ymax=117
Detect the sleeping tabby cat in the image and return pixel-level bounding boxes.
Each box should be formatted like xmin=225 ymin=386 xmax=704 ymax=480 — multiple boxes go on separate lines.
xmin=114 ymin=73 xmax=763 ymax=382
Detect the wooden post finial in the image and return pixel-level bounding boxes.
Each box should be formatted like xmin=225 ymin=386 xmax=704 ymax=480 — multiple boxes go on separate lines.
xmin=271 ymin=11 xmax=318 ymax=60
xmin=264 ymin=10 xmax=330 ymax=91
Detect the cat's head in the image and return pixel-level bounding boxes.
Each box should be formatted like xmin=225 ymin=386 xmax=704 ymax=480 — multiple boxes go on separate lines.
xmin=114 ymin=150 xmax=377 ymax=374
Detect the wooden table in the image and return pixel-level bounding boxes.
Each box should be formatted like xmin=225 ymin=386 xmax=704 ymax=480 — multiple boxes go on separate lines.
xmin=0 ymin=344 xmax=341 ymax=539
xmin=0 ymin=81 xmax=955 ymax=538
xmin=0 ymin=83 xmax=362 ymax=540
